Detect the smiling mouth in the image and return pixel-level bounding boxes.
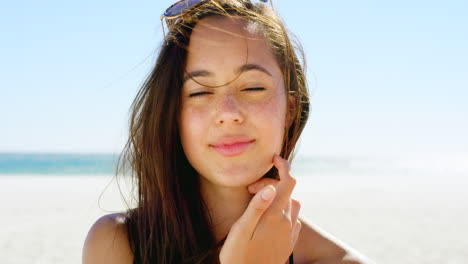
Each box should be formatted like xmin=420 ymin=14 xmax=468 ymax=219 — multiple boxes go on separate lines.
xmin=210 ymin=140 xmax=255 ymax=157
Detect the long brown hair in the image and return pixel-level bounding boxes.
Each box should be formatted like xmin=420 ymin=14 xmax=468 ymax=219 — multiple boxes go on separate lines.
xmin=114 ymin=0 xmax=310 ymax=263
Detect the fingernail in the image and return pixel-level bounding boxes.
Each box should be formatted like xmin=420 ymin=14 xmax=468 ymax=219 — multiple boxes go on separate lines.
xmin=261 ymin=186 xmax=275 ymax=200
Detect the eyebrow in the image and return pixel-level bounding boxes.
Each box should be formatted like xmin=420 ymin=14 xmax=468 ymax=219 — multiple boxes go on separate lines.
xmin=183 ymin=63 xmax=273 ymax=83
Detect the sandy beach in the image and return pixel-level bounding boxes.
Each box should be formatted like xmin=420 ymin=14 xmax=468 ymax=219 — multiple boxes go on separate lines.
xmin=1 ymin=168 xmax=467 ymax=264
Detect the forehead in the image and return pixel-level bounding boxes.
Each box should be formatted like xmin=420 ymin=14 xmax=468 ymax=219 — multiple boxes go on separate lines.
xmin=185 ymin=16 xmax=281 ymax=77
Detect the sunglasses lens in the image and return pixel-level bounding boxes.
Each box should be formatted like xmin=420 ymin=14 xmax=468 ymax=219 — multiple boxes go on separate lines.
xmin=164 ymin=0 xmax=203 ymax=17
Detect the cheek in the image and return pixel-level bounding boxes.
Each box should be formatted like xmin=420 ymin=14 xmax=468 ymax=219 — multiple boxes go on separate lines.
xmin=179 ymin=107 xmax=210 ymax=152
xmin=254 ymin=91 xmax=286 ymax=124
xmin=249 ymin=95 xmax=287 ymax=147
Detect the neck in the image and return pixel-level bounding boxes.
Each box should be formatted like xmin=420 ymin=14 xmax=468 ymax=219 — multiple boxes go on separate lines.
xmin=199 ymin=177 xmax=254 ymax=243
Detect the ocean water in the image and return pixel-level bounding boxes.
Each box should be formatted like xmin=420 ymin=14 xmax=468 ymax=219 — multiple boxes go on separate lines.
xmin=0 ymin=153 xmax=119 ymax=175
xmin=1 ymin=151 xmax=466 ymax=177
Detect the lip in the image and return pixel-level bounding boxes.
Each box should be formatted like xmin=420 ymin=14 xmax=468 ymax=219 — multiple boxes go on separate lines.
xmin=210 ymin=137 xmax=255 ymax=157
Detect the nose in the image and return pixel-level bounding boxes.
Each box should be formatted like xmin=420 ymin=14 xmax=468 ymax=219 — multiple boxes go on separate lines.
xmin=215 ymin=93 xmax=244 ymax=125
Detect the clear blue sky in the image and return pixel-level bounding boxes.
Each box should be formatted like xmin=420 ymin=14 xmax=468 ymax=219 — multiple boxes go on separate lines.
xmin=1 ymin=0 xmax=467 ymax=156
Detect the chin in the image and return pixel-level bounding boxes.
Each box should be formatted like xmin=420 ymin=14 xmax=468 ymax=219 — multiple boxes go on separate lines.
xmin=207 ymin=163 xmax=272 ymax=187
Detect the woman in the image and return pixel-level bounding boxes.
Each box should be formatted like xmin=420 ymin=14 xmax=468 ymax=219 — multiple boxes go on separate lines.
xmin=82 ymin=0 xmax=369 ymax=263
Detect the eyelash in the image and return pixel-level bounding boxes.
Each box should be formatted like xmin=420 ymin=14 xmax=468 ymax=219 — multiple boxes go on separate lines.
xmin=189 ymin=87 xmax=265 ymax=97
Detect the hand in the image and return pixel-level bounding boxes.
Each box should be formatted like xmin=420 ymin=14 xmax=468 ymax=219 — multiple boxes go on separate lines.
xmin=247 ymin=172 xmax=284 ymax=195
xmin=219 ymin=155 xmax=302 ymax=264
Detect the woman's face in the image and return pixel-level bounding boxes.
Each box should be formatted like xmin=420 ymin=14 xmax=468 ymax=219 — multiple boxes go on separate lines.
xmin=179 ymin=17 xmax=290 ymax=188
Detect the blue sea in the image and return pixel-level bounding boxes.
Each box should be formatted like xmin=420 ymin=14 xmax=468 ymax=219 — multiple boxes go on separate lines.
xmin=0 ymin=152 xmax=393 ymax=176
xmin=0 ymin=152 xmax=466 ymax=176
xmin=0 ymin=153 xmax=119 ymax=175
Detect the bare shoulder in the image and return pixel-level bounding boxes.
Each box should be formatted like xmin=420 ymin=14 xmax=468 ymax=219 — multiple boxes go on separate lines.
xmin=294 ymin=216 xmax=375 ymax=264
xmin=82 ymin=213 xmax=134 ymax=264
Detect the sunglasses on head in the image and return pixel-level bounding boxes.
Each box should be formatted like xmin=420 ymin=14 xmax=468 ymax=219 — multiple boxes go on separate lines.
xmin=162 ymin=0 xmax=269 ymax=18
xmin=160 ymin=0 xmax=270 ymax=41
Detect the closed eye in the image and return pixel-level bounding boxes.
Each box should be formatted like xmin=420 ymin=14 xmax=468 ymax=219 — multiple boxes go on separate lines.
xmin=189 ymin=91 xmax=213 ymax=97
xmin=243 ymin=87 xmax=265 ymax=91
xmin=189 ymin=88 xmax=264 ymax=97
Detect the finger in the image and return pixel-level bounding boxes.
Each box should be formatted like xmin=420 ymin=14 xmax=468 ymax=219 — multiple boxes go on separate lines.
xmin=290 ymin=199 xmax=301 ymax=226
xmin=291 ymin=219 xmax=302 ymax=246
xmin=270 ymin=155 xmax=296 ymax=212
xmin=283 ymin=198 xmax=300 ymax=236
xmin=283 ymin=198 xmax=292 ymax=220
xmin=247 ymin=154 xmax=291 ymax=194
xmin=232 ymin=185 xmax=276 ymax=239
xmin=248 ymin=177 xmax=279 ymax=194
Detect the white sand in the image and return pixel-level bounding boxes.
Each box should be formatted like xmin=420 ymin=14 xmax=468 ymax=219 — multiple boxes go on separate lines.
xmin=1 ymin=171 xmax=466 ymax=264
